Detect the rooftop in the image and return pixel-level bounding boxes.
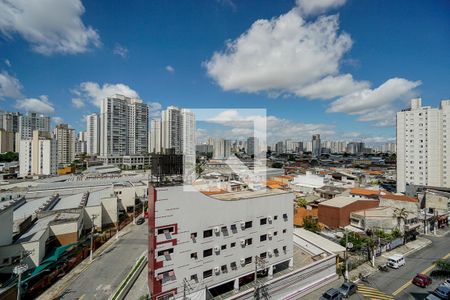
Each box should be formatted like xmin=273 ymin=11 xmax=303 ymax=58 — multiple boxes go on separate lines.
xmin=380 ymin=193 xmax=418 ymax=203
xmin=86 ymin=188 xmax=115 ymax=207
xmin=352 ymin=206 xmax=415 ymax=219
xmin=318 ymin=196 xmax=360 ymax=208
xmin=293 ymin=228 xmax=345 ymax=255
xmin=13 ymin=196 xmax=50 ymax=221
xmin=350 ymin=188 xmax=381 ymax=196
xmin=210 ymin=188 xmax=290 ymax=201
xmin=52 ymin=193 xmax=84 ymax=210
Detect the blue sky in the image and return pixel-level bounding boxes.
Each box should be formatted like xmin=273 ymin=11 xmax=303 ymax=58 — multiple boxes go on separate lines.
xmin=0 ymin=0 xmax=449 ymax=144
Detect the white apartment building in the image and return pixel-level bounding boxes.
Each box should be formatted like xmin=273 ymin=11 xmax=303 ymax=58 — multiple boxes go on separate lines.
xmin=99 ymin=95 xmax=149 ymax=156
xmin=247 ymin=137 xmax=259 ymax=156
xmin=18 ymin=112 xmax=51 ymax=140
xmin=75 ymin=131 xmax=87 ymax=155
xmin=19 ymin=131 xmax=57 ymax=177
xmin=212 ymin=139 xmax=232 ymax=159
xmin=150 ymin=119 xmax=162 ymax=154
xmin=397 ymin=98 xmax=450 ymax=192
xmin=54 ymin=124 xmax=76 ymax=166
xmin=86 ymin=113 xmax=100 ymax=155
xmin=148 ymin=184 xmax=294 ymax=300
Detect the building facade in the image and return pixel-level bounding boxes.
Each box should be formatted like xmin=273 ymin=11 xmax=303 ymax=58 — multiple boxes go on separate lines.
xmin=148 ymin=185 xmax=294 ymax=300
xmin=397 ymin=98 xmax=450 ymax=192
xmin=312 ymin=134 xmax=321 ymax=157
xmin=18 ymin=112 xmax=51 ymax=140
xmin=99 ymin=95 xmax=149 ymax=156
xmin=54 ymin=124 xmax=76 ymax=166
xmin=86 ymin=113 xmax=100 ymax=155
xmin=150 ymin=119 xmax=162 ymax=154
xmin=19 ymin=131 xmax=57 ymax=177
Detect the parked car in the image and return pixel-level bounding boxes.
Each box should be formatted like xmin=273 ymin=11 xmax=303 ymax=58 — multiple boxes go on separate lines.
xmin=136 ymin=217 xmax=145 ymax=225
xmin=434 ymin=284 xmax=450 ymax=300
xmin=338 ymin=282 xmax=357 ymax=298
xmin=426 ymin=293 xmax=443 ymax=300
xmin=320 ymin=288 xmax=343 ymax=300
xmin=413 ymin=274 xmax=433 ymax=287
xmin=442 ymin=279 xmax=450 ymax=287
xmin=387 ymin=254 xmax=406 ymax=269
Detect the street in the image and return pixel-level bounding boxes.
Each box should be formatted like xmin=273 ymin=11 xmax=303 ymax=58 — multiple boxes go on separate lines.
xmin=57 ymin=220 xmax=148 ymax=300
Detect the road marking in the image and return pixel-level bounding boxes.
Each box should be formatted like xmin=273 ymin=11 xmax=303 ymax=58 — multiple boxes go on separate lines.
xmin=392 ymin=251 xmax=450 ymax=296
xmin=357 ymin=284 xmax=394 ymax=300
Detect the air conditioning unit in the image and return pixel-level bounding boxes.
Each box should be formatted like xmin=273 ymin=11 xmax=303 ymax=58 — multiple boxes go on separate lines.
xmin=214 ymin=246 xmax=220 ymax=253
xmin=240 ymin=258 xmax=245 ymax=265
xmin=214 ymin=226 xmax=220 ymax=233
xmin=267 ymin=250 xmax=273 ymax=257
xmin=214 ymin=267 xmax=220 ymax=274
xmin=268 ymin=216 xmax=273 ymax=222
xmin=268 ymin=232 xmax=273 ymax=239
xmin=240 ymin=239 xmax=246 ymax=246
xmin=240 ymin=221 xmax=246 ymax=228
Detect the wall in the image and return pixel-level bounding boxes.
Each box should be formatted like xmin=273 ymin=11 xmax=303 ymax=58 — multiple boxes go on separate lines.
xmin=50 ymin=220 xmax=80 ymax=245
xmin=426 ymin=192 xmax=450 ymax=214
xmin=318 ymin=200 xmax=379 ymax=228
xmin=150 ymin=185 xmax=294 ymax=299
xmin=294 ymin=207 xmax=318 ymax=227
xmin=0 ymin=206 xmax=13 ymax=246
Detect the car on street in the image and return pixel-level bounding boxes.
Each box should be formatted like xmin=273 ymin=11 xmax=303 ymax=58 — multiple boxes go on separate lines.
xmin=136 ymin=217 xmax=145 ymax=225
xmin=338 ymin=282 xmax=357 ymax=298
xmin=442 ymin=279 xmax=450 ymax=287
xmin=426 ymin=293 xmax=443 ymax=300
xmin=434 ymin=284 xmax=450 ymax=299
xmin=413 ymin=274 xmax=433 ymax=288
xmin=320 ymin=288 xmax=343 ymax=300
xmin=387 ymin=254 xmax=406 ymax=269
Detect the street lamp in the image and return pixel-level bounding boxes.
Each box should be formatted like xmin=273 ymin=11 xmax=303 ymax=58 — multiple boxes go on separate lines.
xmin=13 ymin=264 xmax=28 ymax=300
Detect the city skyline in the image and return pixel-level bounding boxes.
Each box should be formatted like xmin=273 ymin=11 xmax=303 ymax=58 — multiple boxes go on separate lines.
xmin=1 ymin=0 xmax=449 ymax=144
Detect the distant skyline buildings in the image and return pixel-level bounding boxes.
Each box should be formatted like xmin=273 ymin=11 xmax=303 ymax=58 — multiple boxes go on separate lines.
xmin=54 ymin=124 xmax=76 ymax=166
xmin=86 ymin=113 xmax=100 ymax=155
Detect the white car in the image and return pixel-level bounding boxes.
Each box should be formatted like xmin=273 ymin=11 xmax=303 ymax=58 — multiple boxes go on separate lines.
xmin=387 ymin=254 xmax=406 ymax=269
xmin=443 ymin=279 xmax=450 ymax=287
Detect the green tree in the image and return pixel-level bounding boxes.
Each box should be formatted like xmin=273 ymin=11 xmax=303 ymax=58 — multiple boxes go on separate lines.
xmin=303 ymin=216 xmax=320 ymax=232
xmin=295 ymin=197 xmax=308 ymax=208
xmin=0 ymin=152 xmax=18 ymax=162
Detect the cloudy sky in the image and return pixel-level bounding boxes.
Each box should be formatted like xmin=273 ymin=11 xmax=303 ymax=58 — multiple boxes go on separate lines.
xmin=0 ymin=0 xmax=449 ymax=144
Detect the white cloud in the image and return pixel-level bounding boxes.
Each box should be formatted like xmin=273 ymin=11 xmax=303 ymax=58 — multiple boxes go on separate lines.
xmin=4 ymin=59 xmax=11 ymax=67
xmin=205 ymin=10 xmax=364 ymax=99
xmin=0 ymin=71 xmax=23 ymax=99
xmin=113 ymin=44 xmax=128 ymax=58
xmin=71 ymin=98 xmax=85 ymax=108
xmin=216 ymin=0 xmax=236 ymax=11
xmin=165 ymin=65 xmax=175 ymax=73
xmin=73 ymin=82 xmax=139 ymax=107
xmin=0 ymin=0 xmax=100 ymax=55
xmin=296 ymin=0 xmax=346 ymax=16
xmin=148 ymin=102 xmax=162 ymax=118
xmin=51 ymin=116 xmax=64 ymax=124
xmin=15 ymin=95 xmax=55 ymax=114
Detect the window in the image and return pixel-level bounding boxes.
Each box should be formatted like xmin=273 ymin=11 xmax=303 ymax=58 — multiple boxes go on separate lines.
xmin=245 ymin=257 xmax=252 ymax=265
xmin=260 ymin=218 xmax=267 ymax=225
xmin=260 ymin=252 xmax=267 ymax=259
xmin=190 ymin=274 xmax=198 ymax=282
xmin=283 ymin=246 xmax=287 ymax=253
xmin=191 ymin=232 xmax=197 ymax=239
xmin=231 ymin=242 xmax=236 ymax=248
xmin=245 ymin=238 xmax=253 ymax=245
xmin=221 ymin=245 xmax=227 ymax=250
xmin=273 ymin=231 xmax=278 ymax=236
xmin=283 ymin=229 xmax=287 ymax=234
xmin=203 ymin=229 xmax=213 ymax=238
xmin=191 ymin=252 xmax=198 ymax=259
xmin=274 ymin=215 xmax=278 ymax=220
xmin=157 ymin=226 xmax=174 ymax=235
xmin=203 ymin=248 xmax=213 ymax=258
xmin=283 ymin=213 xmax=288 ymax=220
xmin=245 ymin=221 xmax=252 ymax=229
xmin=230 ymin=224 xmax=237 ymax=231
xmin=260 ymin=234 xmax=267 ymax=242
xmin=221 ymin=265 xmax=228 ymax=273
xmin=230 ymin=262 xmax=237 ymax=270
xmin=157 ymin=248 xmax=174 ymax=256
xmin=203 ymin=269 xmax=213 ymax=279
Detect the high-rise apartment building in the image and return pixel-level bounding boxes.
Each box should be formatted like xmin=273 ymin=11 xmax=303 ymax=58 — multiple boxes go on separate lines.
xmin=150 ymin=119 xmax=162 ymax=154
xmin=99 ymin=95 xmax=149 ymax=156
xmin=397 ymin=98 xmax=450 ymax=192
xmin=18 ymin=112 xmax=51 ymax=140
xmin=19 ymin=130 xmax=57 ymax=177
xmin=212 ymin=139 xmax=232 ymax=159
xmin=0 ymin=129 xmax=15 ymax=153
xmin=247 ymin=137 xmax=259 ymax=156
xmin=54 ymin=124 xmax=76 ymax=166
xmin=86 ymin=113 xmax=100 ymax=155
xmin=312 ymin=134 xmax=321 ymax=157
xmin=75 ymin=131 xmax=87 ymax=155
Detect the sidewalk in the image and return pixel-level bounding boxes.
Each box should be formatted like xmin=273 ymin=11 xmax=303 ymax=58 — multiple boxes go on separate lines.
xmin=37 ymin=222 xmax=135 ymax=300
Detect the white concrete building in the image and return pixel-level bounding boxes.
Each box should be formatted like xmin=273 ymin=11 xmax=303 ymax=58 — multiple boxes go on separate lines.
xmin=18 ymin=112 xmax=51 ymax=140
xmin=213 ymin=139 xmax=232 ymax=159
xmin=19 ymin=131 xmax=57 ymax=177
xmin=148 ymin=184 xmax=294 ymax=299
xmin=75 ymin=131 xmax=87 ymax=155
xmin=290 ymin=171 xmax=328 ymax=194
xmin=86 ymin=113 xmax=100 ymax=155
xmin=312 ymin=134 xmax=321 ymax=157
xmin=54 ymin=124 xmax=76 ymax=166
xmin=397 ymin=98 xmax=450 ymax=192
xmin=99 ymin=95 xmax=149 ymax=156
xmin=150 ymin=119 xmax=162 ymax=154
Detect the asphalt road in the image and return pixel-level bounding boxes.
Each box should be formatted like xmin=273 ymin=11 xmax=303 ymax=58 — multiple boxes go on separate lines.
xmin=365 ymin=235 xmax=450 ymax=300
xmin=58 ymin=220 xmax=148 ymax=300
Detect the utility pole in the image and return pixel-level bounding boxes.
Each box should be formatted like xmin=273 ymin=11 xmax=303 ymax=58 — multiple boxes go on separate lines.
xmin=13 ymin=250 xmax=32 ymax=300
xmin=344 ymin=228 xmax=349 ymax=281
xmin=90 ymin=214 xmax=98 ymax=262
